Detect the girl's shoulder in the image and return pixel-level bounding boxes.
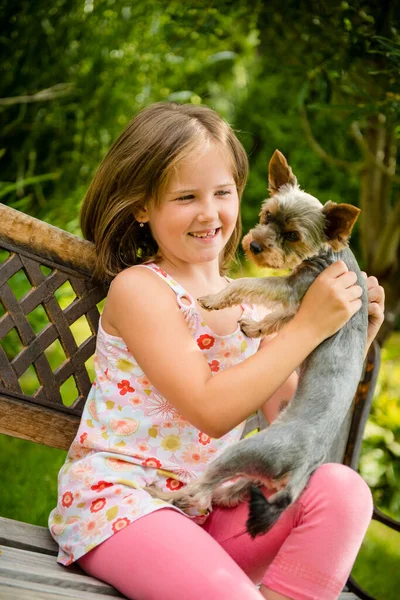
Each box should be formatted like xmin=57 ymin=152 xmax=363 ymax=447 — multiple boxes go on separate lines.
xmin=110 ymin=262 xmax=189 ymax=299
xmin=105 ymin=263 xmax=181 ymax=317
xmin=110 ymin=263 xmax=170 ymax=292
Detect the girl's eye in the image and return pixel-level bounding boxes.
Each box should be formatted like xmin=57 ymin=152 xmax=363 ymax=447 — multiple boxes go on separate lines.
xmin=216 ymin=190 xmax=231 ymax=196
xmin=176 ymin=195 xmax=194 ymax=201
xmin=284 ymin=231 xmax=300 ymax=242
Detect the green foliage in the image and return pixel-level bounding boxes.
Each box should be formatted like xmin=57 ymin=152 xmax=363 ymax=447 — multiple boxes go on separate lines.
xmin=359 ymin=333 xmax=400 ymax=518
xmin=0 ymin=0 xmax=261 ymax=229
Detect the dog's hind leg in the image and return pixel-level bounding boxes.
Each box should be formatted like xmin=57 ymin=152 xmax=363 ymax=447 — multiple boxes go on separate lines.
xmin=211 ymin=477 xmax=254 ymax=507
xmin=246 ymin=467 xmax=313 ymax=538
xmin=170 ymin=458 xmax=244 ymax=513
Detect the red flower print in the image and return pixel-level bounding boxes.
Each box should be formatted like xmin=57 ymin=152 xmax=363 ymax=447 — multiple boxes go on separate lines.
xmin=198 ymin=432 xmax=211 ymax=446
xmin=91 ymin=480 xmax=114 ymax=492
xmin=61 ymin=491 xmax=74 ymax=508
xmin=112 ymin=517 xmax=131 ymax=533
xmin=208 ymin=359 xmax=220 ymax=373
xmin=117 ymin=380 xmax=135 ymax=395
xmin=90 ymin=497 xmax=107 ymax=513
xmin=197 ymin=334 xmax=215 ymax=350
xmin=79 ymin=432 xmax=88 ymax=444
xmin=166 ymin=478 xmax=185 ymax=491
xmin=142 ymin=457 xmax=162 ymax=469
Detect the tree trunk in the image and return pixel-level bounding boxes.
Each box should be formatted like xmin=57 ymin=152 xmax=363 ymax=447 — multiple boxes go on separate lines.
xmin=359 ymin=116 xmax=400 ymax=345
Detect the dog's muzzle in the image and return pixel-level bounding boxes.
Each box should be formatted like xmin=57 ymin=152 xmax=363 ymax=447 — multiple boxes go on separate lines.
xmin=250 ymin=241 xmax=264 ymax=254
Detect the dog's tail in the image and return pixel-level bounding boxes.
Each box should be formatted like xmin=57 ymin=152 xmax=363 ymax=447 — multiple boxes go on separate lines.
xmin=246 ymin=486 xmax=293 ymax=538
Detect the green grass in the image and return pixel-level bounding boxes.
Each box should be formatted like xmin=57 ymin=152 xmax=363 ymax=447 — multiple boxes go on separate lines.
xmin=352 ymin=519 xmax=400 ymax=600
xmin=0 ymin=435 xmax=66 ymax=527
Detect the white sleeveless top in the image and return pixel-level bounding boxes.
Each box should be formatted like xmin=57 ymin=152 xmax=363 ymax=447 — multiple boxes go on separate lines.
xmin=49 ymin=263 xmax=261 ymax=565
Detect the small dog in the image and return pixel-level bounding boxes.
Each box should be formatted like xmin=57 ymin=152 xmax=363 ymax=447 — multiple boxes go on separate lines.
xmin=147 ymin=150 xmax=368 ymax=538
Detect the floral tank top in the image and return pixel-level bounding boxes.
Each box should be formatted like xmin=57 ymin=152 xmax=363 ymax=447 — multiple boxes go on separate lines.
xmin=49 ymin=263 xmax=261 ymax=565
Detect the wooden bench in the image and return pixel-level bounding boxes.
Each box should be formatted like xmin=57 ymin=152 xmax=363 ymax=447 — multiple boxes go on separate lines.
xmin=0 ymin=202 xmax=393 ymax=600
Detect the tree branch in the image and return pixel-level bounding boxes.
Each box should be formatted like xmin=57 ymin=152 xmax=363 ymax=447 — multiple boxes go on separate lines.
xmin=0 ymin=83 xmax=75 ymax=106
xmin=299 ymin=107 xmax=364 ymax=171
xmin=350 ymin=121 xmax=400 ymax=184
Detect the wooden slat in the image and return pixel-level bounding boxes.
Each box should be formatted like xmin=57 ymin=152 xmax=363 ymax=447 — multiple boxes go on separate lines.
xmin=0 ymin=203 xmax=97 ymax=278
xmin=0 ymin=545 xmax=122 ymax=597
xmin=0 ymin=519 xmax=360 ymax=599
xmin=0 ymin=579 xmax=120 ymax=600
xmin=0 ymin=517 xmax=58 ymax=556
xmin=0 ymin=545 xmax=358 ymax=600
xmin=0 ymin=577 xmax=358 ymax=600
xmin=0 ymin=394 xmax=80 ymax=450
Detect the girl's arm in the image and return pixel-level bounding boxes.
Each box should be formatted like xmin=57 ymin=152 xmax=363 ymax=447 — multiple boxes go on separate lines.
xmin=106 ymin=261 xmax=362 ymax=438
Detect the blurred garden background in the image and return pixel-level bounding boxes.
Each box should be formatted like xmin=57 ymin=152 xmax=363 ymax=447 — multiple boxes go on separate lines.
xmin=0 ymin=1 xmax=399 ymax=598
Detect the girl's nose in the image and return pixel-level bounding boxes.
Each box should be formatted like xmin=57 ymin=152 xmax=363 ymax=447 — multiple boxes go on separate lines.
xmin=198 ymin=196 xmax=218 ymax=222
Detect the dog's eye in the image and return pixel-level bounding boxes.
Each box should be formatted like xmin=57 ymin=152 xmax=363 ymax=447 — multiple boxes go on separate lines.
xmin=265 ymin=211 xmax=272 ymax=224
xmin=284 ymin=231 xmax=300 ymax=242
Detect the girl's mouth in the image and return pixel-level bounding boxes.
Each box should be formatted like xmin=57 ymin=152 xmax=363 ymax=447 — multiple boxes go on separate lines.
xmin=188 ymin=228 xmax=221 ymax=239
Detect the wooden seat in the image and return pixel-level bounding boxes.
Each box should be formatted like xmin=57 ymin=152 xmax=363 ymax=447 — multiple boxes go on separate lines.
xmin=0 ymin=203 xmax=389 ymax=599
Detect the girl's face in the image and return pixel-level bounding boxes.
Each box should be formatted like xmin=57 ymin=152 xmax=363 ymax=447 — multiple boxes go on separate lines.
xmin=142 ymin=144 xmax=239 ymax=268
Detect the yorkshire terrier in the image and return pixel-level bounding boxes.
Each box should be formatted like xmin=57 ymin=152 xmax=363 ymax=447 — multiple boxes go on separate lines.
xmin=147 ymin=150 xmax=368 ymax=538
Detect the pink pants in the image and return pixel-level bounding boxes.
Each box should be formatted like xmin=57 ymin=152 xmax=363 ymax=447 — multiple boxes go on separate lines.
xmin=78 ymin=464 xmax=373 ymax=600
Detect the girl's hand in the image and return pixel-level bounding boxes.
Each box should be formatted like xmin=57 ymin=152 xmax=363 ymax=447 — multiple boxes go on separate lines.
xmin=296 ymin=260 xmax=363 ymax=343
xmin=362 ymin=272 xmax=385 ymax=350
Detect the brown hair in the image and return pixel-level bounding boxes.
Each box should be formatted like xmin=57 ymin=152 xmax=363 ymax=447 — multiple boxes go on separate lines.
xmin=80 ymin=102 xmax=249 ymax=282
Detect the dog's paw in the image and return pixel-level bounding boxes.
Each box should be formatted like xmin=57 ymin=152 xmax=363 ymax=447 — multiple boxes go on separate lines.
xmin=172 ymin=488 xmax=213 ymax=513
xmin=239 ymin=317 xmax=262 ymax=338
xmin=198 ymin=294 xmax=221 ymax=311
xmin=212 ymin=480 xmax=252 ymax=507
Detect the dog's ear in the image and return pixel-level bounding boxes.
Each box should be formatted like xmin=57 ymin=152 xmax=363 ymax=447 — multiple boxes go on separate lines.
xmin=322 ymin=201 xmax=360 ymax=250
xmin=268 ymin=150 xmax=298 ymax=195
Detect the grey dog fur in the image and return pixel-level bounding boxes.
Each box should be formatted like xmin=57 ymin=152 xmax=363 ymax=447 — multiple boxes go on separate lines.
xmin=146 ymin=150 xmax=368 ymax=538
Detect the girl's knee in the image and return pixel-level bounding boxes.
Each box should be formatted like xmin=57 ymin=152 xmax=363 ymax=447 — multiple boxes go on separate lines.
xmin=305 ymin=463 xmax=373 ymax=523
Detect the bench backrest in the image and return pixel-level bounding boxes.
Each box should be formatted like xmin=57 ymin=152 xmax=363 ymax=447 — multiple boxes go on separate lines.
xmin=0 ymin=203 xmax=107 ymax=449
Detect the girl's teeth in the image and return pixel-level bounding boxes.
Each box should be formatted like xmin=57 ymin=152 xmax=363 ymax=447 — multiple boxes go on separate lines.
xmin=190 ymin=229 xmax=217 ymax=238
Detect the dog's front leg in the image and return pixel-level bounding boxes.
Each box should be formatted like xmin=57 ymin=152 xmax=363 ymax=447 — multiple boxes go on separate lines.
xmin=198 ymin=276 xmax=296 ymax=311
xmin=239 ymin=308 xmax=297 ymax=338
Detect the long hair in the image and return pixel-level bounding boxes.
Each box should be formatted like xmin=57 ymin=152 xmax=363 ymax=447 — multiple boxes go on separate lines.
xmin=80 ymin=102 xmax=249 ymax=282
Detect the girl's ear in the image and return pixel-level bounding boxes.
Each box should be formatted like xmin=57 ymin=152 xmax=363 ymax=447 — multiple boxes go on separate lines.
xmin=133 ymin=206 xmax=149 ymax=224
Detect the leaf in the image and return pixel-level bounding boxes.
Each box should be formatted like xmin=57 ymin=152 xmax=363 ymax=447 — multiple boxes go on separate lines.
xmin=207 ymin=51 xmax=237 ymax=63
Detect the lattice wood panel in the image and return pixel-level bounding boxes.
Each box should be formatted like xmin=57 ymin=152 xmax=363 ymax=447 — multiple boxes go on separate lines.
xmin=0 ymin=239 xmax=107 ymax=416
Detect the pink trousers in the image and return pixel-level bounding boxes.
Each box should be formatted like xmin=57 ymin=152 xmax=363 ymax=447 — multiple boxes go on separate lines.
xmin=78 ymin=464 xmax=373 ymax=600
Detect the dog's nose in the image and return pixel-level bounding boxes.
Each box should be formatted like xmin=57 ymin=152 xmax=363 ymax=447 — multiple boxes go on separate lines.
xmin=250 ymin=241 xmax=264 ymax=254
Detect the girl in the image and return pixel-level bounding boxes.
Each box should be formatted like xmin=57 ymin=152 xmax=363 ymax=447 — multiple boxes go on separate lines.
xmin=49 ymin=102 xmax=384 ymax=600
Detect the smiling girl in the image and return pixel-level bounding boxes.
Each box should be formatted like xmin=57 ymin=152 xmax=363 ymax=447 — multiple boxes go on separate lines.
xmin=49 ymin=102 xmax=384 ymax=600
